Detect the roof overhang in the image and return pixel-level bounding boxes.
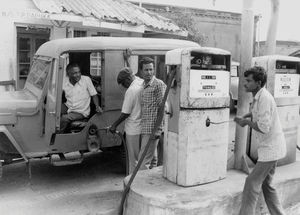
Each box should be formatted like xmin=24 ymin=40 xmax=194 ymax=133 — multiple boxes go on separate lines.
xmin=31 ymin=0 xmax=187 ymax=36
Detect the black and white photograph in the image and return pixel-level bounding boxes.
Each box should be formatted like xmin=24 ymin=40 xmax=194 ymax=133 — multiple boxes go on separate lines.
xmin=0 ymin=0 xmax=300 ymax=214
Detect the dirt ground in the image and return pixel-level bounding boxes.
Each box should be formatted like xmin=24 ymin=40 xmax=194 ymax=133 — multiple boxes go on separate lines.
xmin=0 ymin=152 xmax=125 ymax=215
xmin=1 ymin=111 xmax=298 ymax=215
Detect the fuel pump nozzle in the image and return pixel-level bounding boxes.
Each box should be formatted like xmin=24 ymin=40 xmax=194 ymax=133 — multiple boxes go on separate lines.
xmin=205 ymin=116 xmax=233 ymax=127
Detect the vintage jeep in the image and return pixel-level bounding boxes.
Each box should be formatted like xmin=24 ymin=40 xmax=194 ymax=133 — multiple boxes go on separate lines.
xmin=0 ymin=37 xmax=199 ymax=177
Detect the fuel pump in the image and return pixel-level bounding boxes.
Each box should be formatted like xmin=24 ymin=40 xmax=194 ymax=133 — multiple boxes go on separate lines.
xmin=251 ymin=55 xmax=300 ymax=165
xmin=163 ymin=47 xmax=231 ymax=186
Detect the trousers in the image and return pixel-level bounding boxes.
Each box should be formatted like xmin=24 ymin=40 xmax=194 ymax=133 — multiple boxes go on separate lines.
xmin=60 ymin=112 xmax=85 ymax=133
xmin=126 ymin=134 xmax=140 ymax=174
xmin=239 ymin=161 xmax=285 ymax=215
xmin=138 ymin=134 xmax=159 ymax=170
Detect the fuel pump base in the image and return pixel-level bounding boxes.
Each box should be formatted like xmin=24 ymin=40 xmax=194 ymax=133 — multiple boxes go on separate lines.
xmin=164 ymin=109 xmax=229 ymax=186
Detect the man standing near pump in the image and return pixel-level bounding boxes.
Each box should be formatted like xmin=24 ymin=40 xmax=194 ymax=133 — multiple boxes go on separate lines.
xmin=109 ymin=67 xmax=143 ymax=174
xmin=234 ymin=66 xmax=286 ymax=215
xmin=138 ymin=57 xmax=166 ymax=170
xmin=110 ymin=57 xmax=166 ymax=172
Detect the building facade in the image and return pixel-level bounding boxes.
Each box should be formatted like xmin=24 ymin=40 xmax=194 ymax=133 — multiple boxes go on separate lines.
xmin=131 ymin=3 xmax=248 ymax=62
xmin=256 ymin=41 xmax=300 ymax=57
xmin=0 ymin=0 xmax=185 ymax=90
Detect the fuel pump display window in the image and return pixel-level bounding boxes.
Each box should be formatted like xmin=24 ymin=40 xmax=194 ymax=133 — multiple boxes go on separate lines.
xmin=190 ymin=52 xmax=228 ymax=71
xmin=275 ymin=60 xmax=298 ymax=74
xmin=189 ymin=52 xmax=230 ymax=98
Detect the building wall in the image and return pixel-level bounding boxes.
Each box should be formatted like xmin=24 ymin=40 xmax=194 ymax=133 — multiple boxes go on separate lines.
xmin=0 ymin=0 xmax=51 ymax=89
xmin=0 ymin=0 xmax=144 ymax=90
xmin=256 ymin=41 xmax=300 ymax=56
xmin=139 ymin=4 xmax=243 ymax=62
xmin=191 ymin=18 xmax=241 ymax=61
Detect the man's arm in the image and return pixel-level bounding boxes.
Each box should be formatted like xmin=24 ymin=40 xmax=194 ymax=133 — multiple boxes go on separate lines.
xmin=92 ymin=95 xmax=103 ymax=113
xmin=242 ymin=112 xmax=252 ymax=118
xmin=155 ymin=82 xmax=166 ymax=106
xmin=234 ymin=117 xmax=263 ymax=133
xmin=109 ymin=113 xmax=130 ymax=133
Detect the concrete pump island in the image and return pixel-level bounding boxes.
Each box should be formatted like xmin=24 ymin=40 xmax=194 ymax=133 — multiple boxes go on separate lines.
xmin=123 ymin=48 xmax=300 ymax=215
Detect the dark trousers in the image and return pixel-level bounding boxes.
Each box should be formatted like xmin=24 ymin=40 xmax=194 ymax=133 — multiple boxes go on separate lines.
xmin=59 ymin=104 xmax=85 ymax=133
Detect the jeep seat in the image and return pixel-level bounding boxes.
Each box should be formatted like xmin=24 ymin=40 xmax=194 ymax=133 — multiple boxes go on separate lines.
xmin=69 ymin=118 xmax=89 ymax=132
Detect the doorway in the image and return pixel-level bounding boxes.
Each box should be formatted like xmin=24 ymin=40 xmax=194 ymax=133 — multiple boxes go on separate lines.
xmin=17 ymin=27 xmax=50 ymax=89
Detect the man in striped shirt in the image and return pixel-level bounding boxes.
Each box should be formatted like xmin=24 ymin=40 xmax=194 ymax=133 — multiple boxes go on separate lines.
xmin=138 ymin=57 xmax=166 ymax=170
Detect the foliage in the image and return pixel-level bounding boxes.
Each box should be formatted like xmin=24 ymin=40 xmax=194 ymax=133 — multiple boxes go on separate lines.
xmin=171 ymin=10 xmax=209 ymax=45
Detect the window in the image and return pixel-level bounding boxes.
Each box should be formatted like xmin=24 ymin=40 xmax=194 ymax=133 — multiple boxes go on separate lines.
xmin=90 ymin=52 xmax=103 ymax=76
xmin=24 ymin=58 xmax=52 ymax=100
xmin=91 ymin=32 xmax=110 ymax=37
xmin=26 ymin=58 xmax=51 ymax=90
xmin=74 ymin=30 xmax=87 ymax=37
xmin=17 ymin=27 xmax=49 ymax=89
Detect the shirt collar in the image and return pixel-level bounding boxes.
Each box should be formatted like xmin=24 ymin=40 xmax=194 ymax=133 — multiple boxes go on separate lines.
xmin=144 ymin=76 xmax=155 ymax=88
xmin=66 ymin=77 xmax=83 ymax=87
xmin=254 ymin=87 xmax=264 ymax=101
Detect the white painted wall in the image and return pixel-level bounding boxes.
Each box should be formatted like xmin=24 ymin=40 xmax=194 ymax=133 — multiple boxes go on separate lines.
xmin=0 ymin=18 xmax=15 ymax=81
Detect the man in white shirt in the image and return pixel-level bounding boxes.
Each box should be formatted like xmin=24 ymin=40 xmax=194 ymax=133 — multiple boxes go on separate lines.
xmin=60 ymin=63 xmax=102 ymax=133
xmin=234 ymin=66 xmax=286 ymax=215
xmin=109 ymin=67 xmax=143 ymax=174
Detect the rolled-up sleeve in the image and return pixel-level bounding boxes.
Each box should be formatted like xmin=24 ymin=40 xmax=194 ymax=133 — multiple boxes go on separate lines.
xmin=257 ymin=99 xmax=273 ymax=133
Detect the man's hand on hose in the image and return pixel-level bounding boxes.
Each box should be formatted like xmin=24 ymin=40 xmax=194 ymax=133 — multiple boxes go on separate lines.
xmin=109 ymin=125 xmax=117 ymax=134
xmin=234 ymin=117 xmax=248 ymax=127
xmin=95 ymin=106 xmax=103 ymax=114
xmin=152 ymin=131 xmax=161 ymax=140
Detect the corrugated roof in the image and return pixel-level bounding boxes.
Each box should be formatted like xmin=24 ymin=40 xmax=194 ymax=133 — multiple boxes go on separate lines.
xmin=32 ymin=0 xmax=183 ymax=33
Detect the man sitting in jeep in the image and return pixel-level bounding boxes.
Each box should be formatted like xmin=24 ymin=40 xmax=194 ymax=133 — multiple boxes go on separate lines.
xmin=59 ymin=63 xmax=102 ymax=133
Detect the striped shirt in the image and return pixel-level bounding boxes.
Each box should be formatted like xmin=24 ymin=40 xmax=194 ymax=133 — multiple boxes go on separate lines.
xmin=141 ymin=77 xmax=166 ymax=134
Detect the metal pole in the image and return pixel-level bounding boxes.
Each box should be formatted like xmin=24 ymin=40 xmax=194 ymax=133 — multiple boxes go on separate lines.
xmin=234 ymin=0 xmax=254 ymax=171
xmin=257 ymin=14 xmax=261 ymax=56
xmin=265 ymin=0 xmax=280 ymax=55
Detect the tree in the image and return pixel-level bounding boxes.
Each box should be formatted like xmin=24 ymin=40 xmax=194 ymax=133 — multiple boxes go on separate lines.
xmin=171 ymin=9 xmax=208 ymax=45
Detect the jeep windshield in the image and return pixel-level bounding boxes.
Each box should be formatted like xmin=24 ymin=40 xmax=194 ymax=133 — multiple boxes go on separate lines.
xmin=24 ymin=56 xmax=52 ymax=99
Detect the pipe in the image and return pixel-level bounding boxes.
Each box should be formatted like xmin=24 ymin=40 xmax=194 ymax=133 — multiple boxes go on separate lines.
xmin=205 ymin=116 xmax=233 ymax=127
xmin=118 ymin=67 xmax=177 ymax=215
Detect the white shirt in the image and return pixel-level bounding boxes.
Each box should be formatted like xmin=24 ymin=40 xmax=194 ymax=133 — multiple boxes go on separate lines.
xmin=135 ymin=76 xmax=144 ymax=85
xmin=63 ymin=75 xmax=97 ymax=117
xmin=251 ymin=87 xmax=286 ymax=162
xmin=122 ymin=78 xmax=143 ymax=135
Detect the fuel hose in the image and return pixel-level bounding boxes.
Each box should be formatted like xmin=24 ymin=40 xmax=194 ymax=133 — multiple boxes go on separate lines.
xmin=118 ymin=67 xmax=177 ymax=215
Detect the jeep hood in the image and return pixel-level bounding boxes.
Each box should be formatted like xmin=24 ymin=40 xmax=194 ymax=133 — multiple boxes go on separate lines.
xmin=0 ymin=90 xmax=38 ymax=114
